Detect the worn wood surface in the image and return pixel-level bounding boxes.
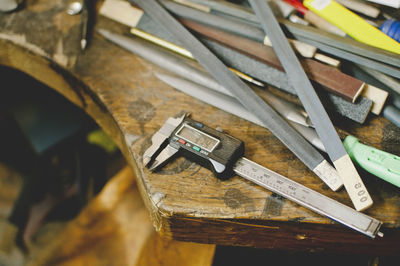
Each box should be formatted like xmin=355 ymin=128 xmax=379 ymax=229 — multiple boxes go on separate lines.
xmin=0 ymin=0 xmax=399 ymax=254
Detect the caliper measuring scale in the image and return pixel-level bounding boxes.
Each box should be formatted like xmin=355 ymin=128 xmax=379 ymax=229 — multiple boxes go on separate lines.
xmin=144 ymin=114 xmax=383 ymax=238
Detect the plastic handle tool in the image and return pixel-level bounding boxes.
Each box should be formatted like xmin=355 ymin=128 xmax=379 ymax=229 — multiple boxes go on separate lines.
xmin=344 ymin=135 xmax=400 ymax=188
xmin=380 ymin=19 xmax=400 ymax=43
xmin=303 ymin=0 xmax=400 ymax=54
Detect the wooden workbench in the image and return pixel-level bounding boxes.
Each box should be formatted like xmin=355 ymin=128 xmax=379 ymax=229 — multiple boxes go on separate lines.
xmin=1 ymin=0 xmax=399 ymax=255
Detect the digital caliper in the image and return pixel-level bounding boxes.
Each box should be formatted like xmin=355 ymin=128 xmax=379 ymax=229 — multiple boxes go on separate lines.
xmin=143 ymin=114 xmax=383 ymax=238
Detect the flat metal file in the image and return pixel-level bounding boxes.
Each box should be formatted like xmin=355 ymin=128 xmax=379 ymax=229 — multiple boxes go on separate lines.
xmin=383 ymin=106 xmax=400 ymax=128
xmin=144 ymin=114 xmax=383 ymax=238
xmin=249 ymin=0 xmax=372 ymax=211
xmin=294 ymin=35 xmax=400 ymax=80
xmin=127 ymin=0 xmax=342 ymax=190
xmin=352 ymin=64 xmax=400 ymax=127
xmin=174 ymin=0 xmax=400 ymax=68
xmin=157 ymin=73 xmax=400 ymax=186
xmin=157 ymin=71 xmax=313 ymax=129
xmin=133 ymin=17 xmax=373 ymax=124
xmin=169 ymin=1 xmax=318 ymax=60
xmin=200 ymin=39 xmax=373 ymax=124
xmin=97 ymin=28 xmax=341 ymax=190
xmin=99 ymin=0 xmax=374 ymax=124
xmin=155 ymin=73 xmax=325 ymax=152
xmin=161 ymin=0 xmax=400 ymax=78
xmin=357 ymin=65 xmax=400 ymax=105
xmin=109 ymin=29 xmax=311 ymax=128
xmin=180 ymin=18 xmax=364 ymax=103
xmin=130 ymin=28 xmax=263 ymax=86
xmin=181 ymin=19 xmax=386 ymax=116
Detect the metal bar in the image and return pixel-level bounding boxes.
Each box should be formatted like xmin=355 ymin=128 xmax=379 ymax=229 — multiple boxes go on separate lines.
xmin=134 ymin=16 xmax=373 ymax=124
xmin=180 ymin=18 xmax=364 ymax=102
xmin=161 ymin=0 xmax=400 ymax=78
xmin=249 ymin=0 xmax=372 ymax=211
xmin=187 ymin=0 xmax=400 ymax=68
xmin=234 ymin=157 xmax=382 ymax=238
xmin=296 ymin=36 xmax=400 ymax=80
xmin=127 ymin=0 xmax=340 ymax=189
xmin=155 ymin=73 xmax=326 ymax=152
xmin=130 ymin=27 xmax=263 ymax=86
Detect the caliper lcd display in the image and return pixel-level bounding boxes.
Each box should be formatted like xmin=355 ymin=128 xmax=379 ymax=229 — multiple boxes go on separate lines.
xmin=175 ymin=124 xmax=219 ymax=152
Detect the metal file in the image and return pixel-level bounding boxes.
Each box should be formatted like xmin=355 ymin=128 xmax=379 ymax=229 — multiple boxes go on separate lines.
xmin=144 ymin=114 xmax=383 ymax=238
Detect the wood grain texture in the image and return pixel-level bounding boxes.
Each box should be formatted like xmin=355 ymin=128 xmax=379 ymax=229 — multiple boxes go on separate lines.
xmin=0 ymin=0 xmax=399 ymax=254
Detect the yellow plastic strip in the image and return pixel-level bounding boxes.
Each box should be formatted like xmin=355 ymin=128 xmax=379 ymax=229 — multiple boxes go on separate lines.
xmin=304 ymin=0 xmax=400 ymax=54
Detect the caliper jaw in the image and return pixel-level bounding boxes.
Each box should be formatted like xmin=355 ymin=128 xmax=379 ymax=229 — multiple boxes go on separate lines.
xmin=142 ymin=113 xmax=186 ymax=167
xmin=148 ymin=144 xmax=179 ymax=171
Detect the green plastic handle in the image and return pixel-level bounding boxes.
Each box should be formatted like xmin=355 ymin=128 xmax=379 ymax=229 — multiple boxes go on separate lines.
xmin=343 ymin=135 xmax=400 ymax=188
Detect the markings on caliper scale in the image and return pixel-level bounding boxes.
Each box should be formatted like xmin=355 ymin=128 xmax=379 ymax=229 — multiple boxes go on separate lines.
xmin=143 ymin=114 xmax=383 ymax=238
xmin=235 ymin=158 xmax=382 ymax=238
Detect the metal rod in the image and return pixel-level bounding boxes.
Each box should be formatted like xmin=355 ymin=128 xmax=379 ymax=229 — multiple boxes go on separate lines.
xmin=249 ymin=0 xmax=372 ymax=211
xmin=126 ymin=0 xmax=342 ymax=190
